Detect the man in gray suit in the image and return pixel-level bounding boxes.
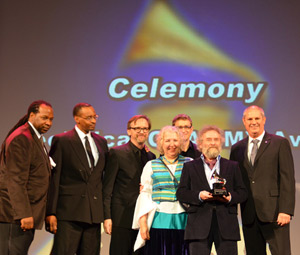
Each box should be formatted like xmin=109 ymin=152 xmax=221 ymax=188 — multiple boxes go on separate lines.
xmin=0 ymin=100 xmax=54 ymax=255
xmin=46 ymin=102 xmax=108 ymax=255
xmin=230 ymin=105 xmax=295 ymax=255
xmin=103 ymin=115 xmax=156 ymax=255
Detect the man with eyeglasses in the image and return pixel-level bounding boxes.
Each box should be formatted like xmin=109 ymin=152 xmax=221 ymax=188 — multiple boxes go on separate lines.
xmin=172 ymin=114 xmax=201 ymax=159
xmin=103 ymin=115 xmax=156 ymax=255
xmin=46 ymin=102 xmax=108 ymax=255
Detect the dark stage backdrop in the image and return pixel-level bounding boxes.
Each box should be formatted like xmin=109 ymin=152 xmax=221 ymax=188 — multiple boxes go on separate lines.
xmin=1 ymin=1 xmax=299 ymax=254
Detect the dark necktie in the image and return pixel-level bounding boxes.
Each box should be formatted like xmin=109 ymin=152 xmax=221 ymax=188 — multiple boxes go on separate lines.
xmin=40 ymin=135 xmax=48 ymax=155
xmin=250 ymin=139 xmax=259 ymax=165
xmin=140 ymin=148 xmax=148 ymax=168
xmin=40 ymin=135 xmax=44 ymax=146
xmin=85 ymin=136 xmax=94 ymax=170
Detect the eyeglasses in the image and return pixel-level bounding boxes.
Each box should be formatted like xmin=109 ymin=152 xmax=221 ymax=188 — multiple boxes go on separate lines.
xmin=130 ymin=127 xmax=150 ymax=133
xmin=177 ymin=125 xmax=192 ymax=130
xmin=79 ymin=115 xmax=99 ymax=121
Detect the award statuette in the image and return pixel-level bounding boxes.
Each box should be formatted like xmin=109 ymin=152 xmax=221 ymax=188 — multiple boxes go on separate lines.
xmin=211 ymin=171 xmax=228 ymax=196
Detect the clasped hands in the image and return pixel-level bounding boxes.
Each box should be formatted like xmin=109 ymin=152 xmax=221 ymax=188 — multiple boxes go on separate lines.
xmin=200 ymin=190 xmax=231 ymax=203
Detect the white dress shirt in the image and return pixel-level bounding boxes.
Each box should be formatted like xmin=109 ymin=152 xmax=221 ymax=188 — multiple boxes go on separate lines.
xmin=247 ymin=131 xmax=265 ymax=161
xmin=75 ymin=125 xmax=99 ymax=167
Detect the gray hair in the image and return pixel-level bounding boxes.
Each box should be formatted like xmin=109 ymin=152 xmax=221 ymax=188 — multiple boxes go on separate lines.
xmin=197 ymin=125 xmax=225 ymax=151
xmin=156 ymin=126 xmax=185 ymax=155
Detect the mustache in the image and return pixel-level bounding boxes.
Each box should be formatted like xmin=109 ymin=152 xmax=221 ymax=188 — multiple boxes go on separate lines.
xmin=206 ymin=147 xmax=221 ymax=154
xmin=207 ymin=146 xmax=219 ymax=150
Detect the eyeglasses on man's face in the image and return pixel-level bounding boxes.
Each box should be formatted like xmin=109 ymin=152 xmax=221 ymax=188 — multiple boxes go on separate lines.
xmin=130 ymin=127 xmax=150 ymax=133
xmin=176 ymin=125 xmax=192 ymax=130
xmin=79 ymin=115 xmax=99 ymax=121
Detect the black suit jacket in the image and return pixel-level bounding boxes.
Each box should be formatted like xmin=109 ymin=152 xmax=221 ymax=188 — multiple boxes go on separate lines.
xmin=230 ymin=132 xmax=295 ymax=224
xmin=180 ymin=141 xmax=201 ymax=159
xmin=47 ymin=128 xmax=108 ymax=224
xmin=0 ymin=123 xmax=51 ymax=229
xmin=176 ymin=157 xmax=247 ymax=241
xmin=103 ymin=142 xmax=155 ymax=228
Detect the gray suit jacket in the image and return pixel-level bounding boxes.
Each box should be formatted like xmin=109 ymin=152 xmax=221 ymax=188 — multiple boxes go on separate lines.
xmin=0 ymin=123 xmax=51 ymax=229
xmin=230 ymin=132 xmax=295 ymax=224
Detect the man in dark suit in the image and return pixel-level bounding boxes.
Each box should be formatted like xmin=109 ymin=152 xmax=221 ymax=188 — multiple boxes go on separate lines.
xmin=0 ymin=100 xmax=54 ymax=255
xmin=230 ymin=105 xmax=295 ymax=255
xmin=177 ymin=125 xmax=247 ymax=255
xmin=103 ymin=115 xmax=156 ymax=255
xmin=172 ymin=114 xmax=201 ymax=159
xmin=46 ymin=103 xmax=108 ymax=255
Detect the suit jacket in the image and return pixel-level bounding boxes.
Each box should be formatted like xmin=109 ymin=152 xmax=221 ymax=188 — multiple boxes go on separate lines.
xmin=176 ymin=157 xmax=247 ymax=241
xmin=0 ymin=123 xmax=51 ymax=229
xmin=102 ymin=142 xmax=155 ymax=228
xmin=230 ymin=132 xmax=295 ymax=224
xmin=46 ymin=128 xmax=108 ymax=224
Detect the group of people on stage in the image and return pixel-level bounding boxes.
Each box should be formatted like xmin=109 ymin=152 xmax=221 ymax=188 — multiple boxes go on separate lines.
xmin=0 ymin=100 xmax=295 ymax=255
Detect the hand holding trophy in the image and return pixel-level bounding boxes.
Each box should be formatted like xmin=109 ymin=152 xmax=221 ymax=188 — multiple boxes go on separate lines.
xmin=211 ymin=171 xmax=228 ymax=196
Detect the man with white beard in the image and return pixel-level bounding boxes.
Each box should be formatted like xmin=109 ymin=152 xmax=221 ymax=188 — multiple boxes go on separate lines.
xmin=177 ymin=125 xmax=247 ymax=255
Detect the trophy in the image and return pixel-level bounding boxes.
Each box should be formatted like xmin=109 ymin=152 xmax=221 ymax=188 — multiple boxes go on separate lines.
xmin=211 ymin=171 xmax=228 ymax=196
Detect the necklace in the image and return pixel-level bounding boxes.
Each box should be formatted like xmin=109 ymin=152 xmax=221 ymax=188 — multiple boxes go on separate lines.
xmin=162 ymin=155 xmax=179 ymax=164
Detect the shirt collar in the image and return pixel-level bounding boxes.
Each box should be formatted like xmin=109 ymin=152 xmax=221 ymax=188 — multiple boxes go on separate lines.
xmin=248 ymin=130 xmax=265 ymax=144
xmin=200 ymin=154 xmax=221 ymax=164
xmin=75 ymin=125 xmax=91 ymax=139
xmin=129 ymin=141 xmax=144 ymax=153
xmin=28 ymin=121 xmax=42 ymax=139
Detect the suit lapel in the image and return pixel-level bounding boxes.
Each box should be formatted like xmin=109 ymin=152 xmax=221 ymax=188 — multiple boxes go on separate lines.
xmin=242 ymin=133 xmax=271 ymax=175
xmin=126 ymin=142 xmax=145 ymax=179
xmin=219 ymin=157 xmax=228 ymax=177
xmin=240 ymin=137 xmax=250 ymax=167
xmin=91 ymin=133 xmax=101 ymax=168
xmin=28 ymin=124 xmax=51 ymax=173
xmin=193 ymin=158 xmax=211 ymax=191
xmin=69 ymin=129 xmax=91 ymax=178
xmin=254 ymin=133 xmax=271 ymax=166
xmin=239 ymin=137 xmax=255 ymax=178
